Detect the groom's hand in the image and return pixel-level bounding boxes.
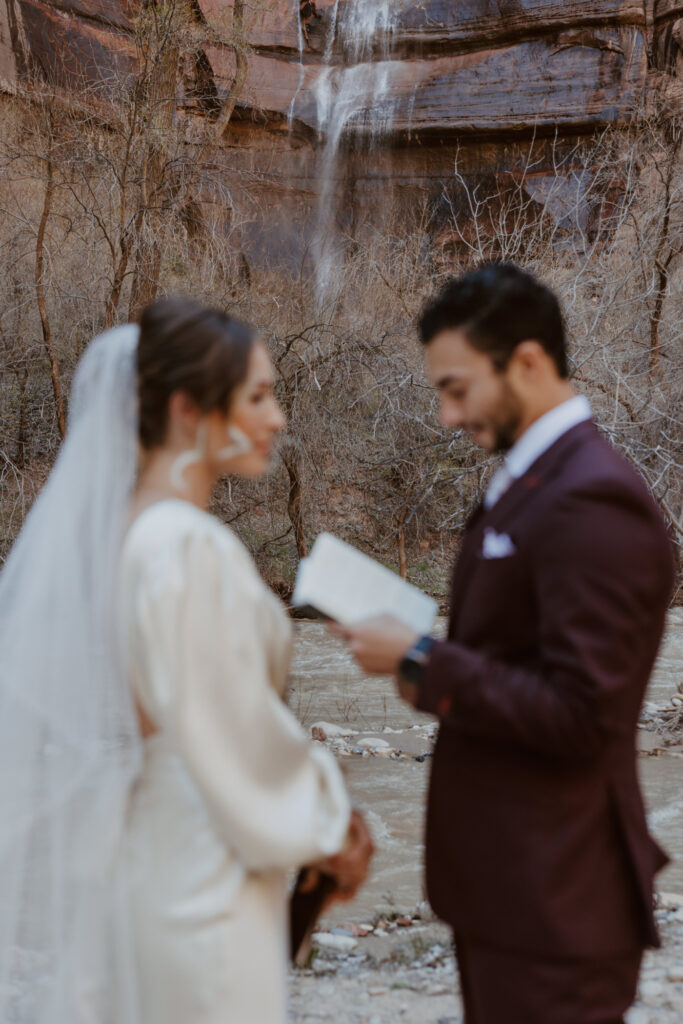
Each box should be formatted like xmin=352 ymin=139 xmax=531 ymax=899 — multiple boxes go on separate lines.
xmin=330 ymin=614 xmax=419 ymax=675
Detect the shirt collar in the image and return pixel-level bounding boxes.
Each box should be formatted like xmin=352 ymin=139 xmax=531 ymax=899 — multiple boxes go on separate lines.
xmin=505 ymin=394 xmax=592 ymax=481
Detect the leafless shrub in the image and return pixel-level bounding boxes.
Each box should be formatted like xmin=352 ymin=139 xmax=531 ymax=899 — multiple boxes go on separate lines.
xmin=430 ymin=113 xmax=683 ymax=580
xmin=0 ymin=32 xmax=680 ymax=603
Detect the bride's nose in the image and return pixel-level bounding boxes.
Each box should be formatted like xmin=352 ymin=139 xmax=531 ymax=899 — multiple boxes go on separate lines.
xmin=268 ymin=399 xmax=287 ymax=433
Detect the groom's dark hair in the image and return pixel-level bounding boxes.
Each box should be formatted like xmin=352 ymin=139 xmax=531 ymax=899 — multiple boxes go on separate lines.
xmin=418 ymin=263 xmax=569 ymax=379
xmin=137 ymin=297 xmax=255 ymax=450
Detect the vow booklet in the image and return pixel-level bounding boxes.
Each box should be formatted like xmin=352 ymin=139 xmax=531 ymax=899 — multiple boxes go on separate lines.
xmin=292 ymin=533 xmax=438 ymax=634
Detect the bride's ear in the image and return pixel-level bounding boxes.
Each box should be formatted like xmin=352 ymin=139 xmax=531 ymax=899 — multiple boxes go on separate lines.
xmin=167 ymin=390 xmax=202 ymax=444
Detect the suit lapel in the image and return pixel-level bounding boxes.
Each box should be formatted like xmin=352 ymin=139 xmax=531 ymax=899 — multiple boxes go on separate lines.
xmin=482 ymin=419 xmax=597 ymax=533
xmin=447 ymin=420 xmax=597 ymax=636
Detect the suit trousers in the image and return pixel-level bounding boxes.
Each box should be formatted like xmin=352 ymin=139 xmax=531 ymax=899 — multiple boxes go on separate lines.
xmin=454 ymin=934 xmax=642 ymax=1024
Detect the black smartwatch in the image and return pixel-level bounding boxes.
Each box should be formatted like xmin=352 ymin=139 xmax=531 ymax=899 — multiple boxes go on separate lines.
xmin=398 ymin=635 xmax=434 ymax=687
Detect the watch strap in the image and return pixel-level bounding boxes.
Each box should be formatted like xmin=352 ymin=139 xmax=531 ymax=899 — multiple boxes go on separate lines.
xmin=398 ymin=635 xmax=434 ymax=686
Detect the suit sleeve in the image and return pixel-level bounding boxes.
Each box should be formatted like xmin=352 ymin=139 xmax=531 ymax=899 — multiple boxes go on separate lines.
xmin=416 ymin=485 xmax=674 ymax=762
xmin=134 ymin=529 xmax=351 ymax=870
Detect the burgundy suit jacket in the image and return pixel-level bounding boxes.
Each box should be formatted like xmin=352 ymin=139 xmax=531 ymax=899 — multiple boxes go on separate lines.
xmin=416 ymin=420 xmax=674 ymax=957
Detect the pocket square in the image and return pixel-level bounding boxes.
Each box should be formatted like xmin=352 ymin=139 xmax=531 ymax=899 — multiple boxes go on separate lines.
xmin=481 ymin=527 xmax=517 ymax=559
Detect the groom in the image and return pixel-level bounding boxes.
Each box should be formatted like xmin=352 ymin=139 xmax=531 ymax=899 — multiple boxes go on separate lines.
xmin=338 ymin=264 xmax=675 ymax=1023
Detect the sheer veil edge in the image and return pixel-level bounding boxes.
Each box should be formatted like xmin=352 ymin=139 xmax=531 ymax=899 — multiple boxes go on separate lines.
xmin=0 ymin=325 xmax=142 ymax=1023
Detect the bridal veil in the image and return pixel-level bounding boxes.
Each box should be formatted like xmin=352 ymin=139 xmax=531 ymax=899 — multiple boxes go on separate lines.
xmin=0 ymin=325 xmax=142 ymax=1022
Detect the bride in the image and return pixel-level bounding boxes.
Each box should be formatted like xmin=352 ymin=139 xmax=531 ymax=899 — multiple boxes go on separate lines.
xmin=0 ymin=298 xmax=372 ymax=1023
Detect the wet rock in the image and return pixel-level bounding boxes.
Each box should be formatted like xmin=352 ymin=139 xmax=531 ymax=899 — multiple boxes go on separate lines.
xmin=374 ymin=747 xmax=399 ymax=759
xmin=625 ymin=1008 xmax=651 ymax=1024
xmin=312 ymin=932 xmax=358 ymax=953
xmin=659 ymin=891 xmax=683 ymax=908
xmin=349 ymin=923 xmax=374 ymax=937
xmin=311 ymin=721 xmax=356 ymax=739
xmin=291 ymin=32 xmax=647 ymax=137
xmin=639 ymin=978 xmax=664 ymax=1002
xmin=356 ymin=737 xmax=391 ymax=750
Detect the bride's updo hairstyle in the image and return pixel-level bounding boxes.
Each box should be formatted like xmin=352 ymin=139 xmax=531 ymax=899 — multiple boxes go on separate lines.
xmin=137 ymin=297 xmax=255 ymax=450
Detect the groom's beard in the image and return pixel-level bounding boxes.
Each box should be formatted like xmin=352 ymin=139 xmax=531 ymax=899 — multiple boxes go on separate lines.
xmin=484 ymin=378 xmax=525 ymax=454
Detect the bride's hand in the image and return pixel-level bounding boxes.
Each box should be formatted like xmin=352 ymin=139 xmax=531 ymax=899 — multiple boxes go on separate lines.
xmin=303 ymin=809 xmax=375 ymax=904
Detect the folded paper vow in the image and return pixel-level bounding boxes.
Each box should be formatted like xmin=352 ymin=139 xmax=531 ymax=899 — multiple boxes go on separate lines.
xmin=292 ymin=533 xmax=438 ymax=634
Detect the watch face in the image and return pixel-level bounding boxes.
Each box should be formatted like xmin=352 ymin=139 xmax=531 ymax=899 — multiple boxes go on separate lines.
xmin=399 ymin=655 xmax=423 ymax=686
xmin=400 ymin=637 xmax=433 ymax=686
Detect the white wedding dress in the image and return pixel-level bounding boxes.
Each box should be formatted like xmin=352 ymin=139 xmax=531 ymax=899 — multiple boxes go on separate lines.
xmin=119 ymin=499 xmax=350 ymax=1024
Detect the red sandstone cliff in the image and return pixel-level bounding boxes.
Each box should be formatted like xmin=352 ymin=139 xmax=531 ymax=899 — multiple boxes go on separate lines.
xmin=1 ymin=0 xmax=680 ymax=261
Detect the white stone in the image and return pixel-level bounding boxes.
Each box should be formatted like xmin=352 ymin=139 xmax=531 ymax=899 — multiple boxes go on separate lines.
xmin=667 ymin=965 xmax=683 ymax=982
xmin=625 ymin=1008 xmax=651 ymax=1024
xmin=310 ymin=721 xmax=356 ymax=738
xmin=356 ymin=736 xmax=391 ymax=749
xmin=658 ymin=891 xmax=683 ymax=909
xmin=312 ymin=932 xmax=358 ymax=952
xmin=639 ymin=979 xmax=664 ymax=1003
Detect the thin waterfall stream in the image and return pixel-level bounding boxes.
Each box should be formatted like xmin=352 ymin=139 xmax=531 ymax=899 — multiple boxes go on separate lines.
xmin=288 ymin=0 xmax=306 ymax=125
xmin=310 ymin=0 xmax=402 ymax=304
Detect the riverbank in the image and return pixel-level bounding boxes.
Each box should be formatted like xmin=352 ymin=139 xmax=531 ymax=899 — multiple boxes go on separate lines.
xmin=287 ymin=611 xmax=683 ymax=1023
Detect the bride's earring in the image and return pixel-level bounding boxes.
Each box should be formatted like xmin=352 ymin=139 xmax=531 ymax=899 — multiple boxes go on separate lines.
xmin=217 ymin=425 xmax=253 ymax=460
xmin=170 ymin=421 xmax=208 ymax=490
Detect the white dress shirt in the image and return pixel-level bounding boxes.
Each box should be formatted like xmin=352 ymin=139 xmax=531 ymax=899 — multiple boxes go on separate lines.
xmin=484 ymin=394 xmax=592 ymax=509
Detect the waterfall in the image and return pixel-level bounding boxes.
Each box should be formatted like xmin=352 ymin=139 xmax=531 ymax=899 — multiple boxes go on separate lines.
xmin=338 ymin=0 xmax=396 ymax=62
xmin=311 ymin=0 xmax=401 ymax=305
xmin=288 ymin=0 xmax=306 ymax=125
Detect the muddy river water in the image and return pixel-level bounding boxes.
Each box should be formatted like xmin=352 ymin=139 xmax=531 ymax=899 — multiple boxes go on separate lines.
xmin=287 ymin=610 xmax=683 ymax=925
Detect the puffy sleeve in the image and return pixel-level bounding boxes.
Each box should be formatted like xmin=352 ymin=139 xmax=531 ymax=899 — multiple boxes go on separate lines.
xmin=132 ymin=525 xmax=351 ymax=871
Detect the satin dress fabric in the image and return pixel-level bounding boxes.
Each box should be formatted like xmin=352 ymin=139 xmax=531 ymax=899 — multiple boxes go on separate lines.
xmin=119 ymin=500 xmax=350 ymax=1024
